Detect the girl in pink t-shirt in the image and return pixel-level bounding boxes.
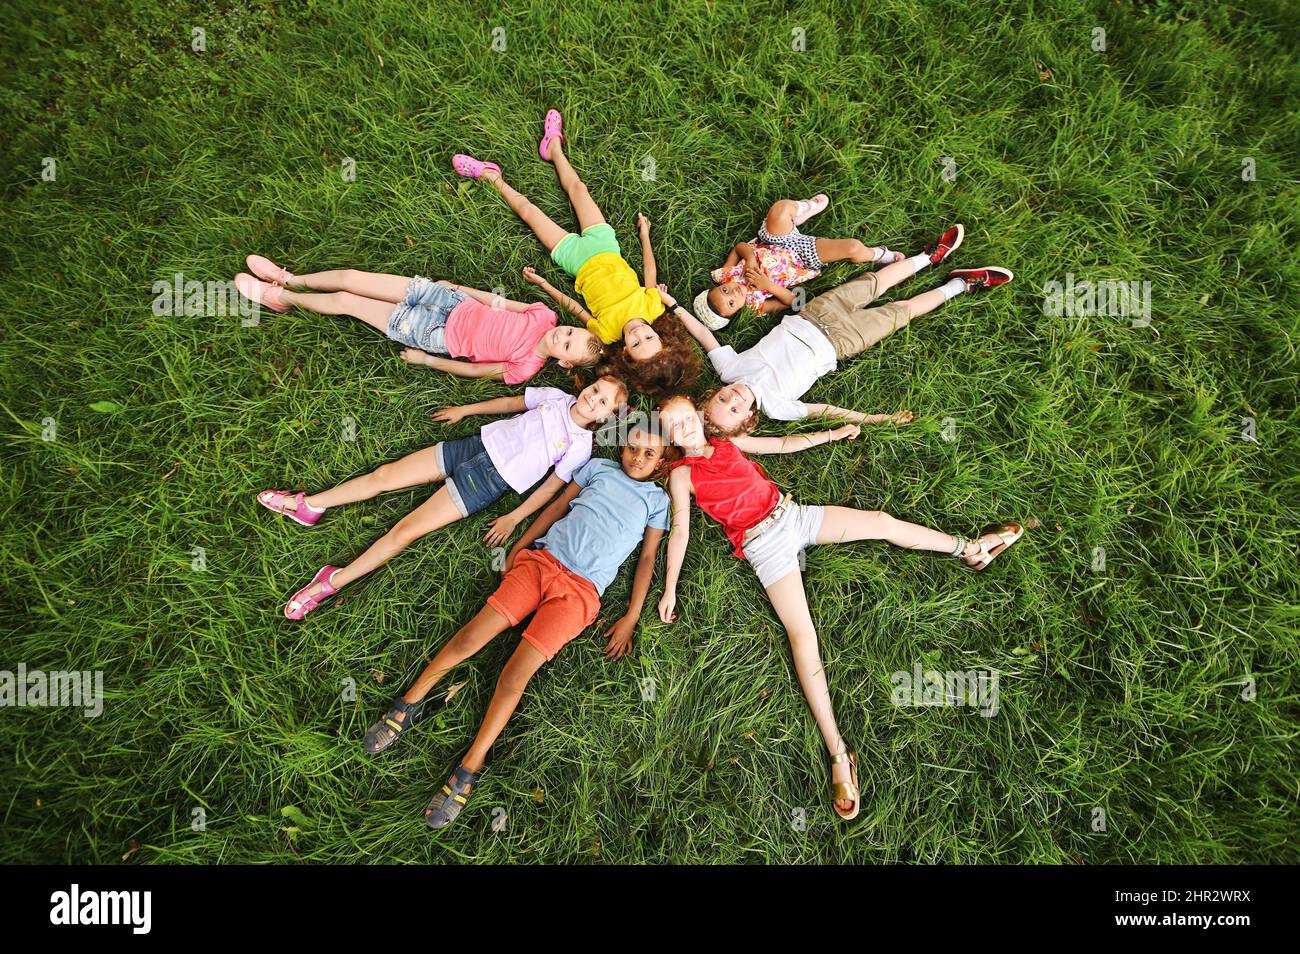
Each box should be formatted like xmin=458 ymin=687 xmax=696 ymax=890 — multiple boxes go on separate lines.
xmin=257 ymin=376 xmax=628 ymax=620
xmin=235 ymin=256 xmax=605 ymax=384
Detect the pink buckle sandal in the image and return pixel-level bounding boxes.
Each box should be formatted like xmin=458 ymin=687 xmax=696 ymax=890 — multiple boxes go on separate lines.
xmin=235 ymin=273 xmax=289 ymax=313
xmin=451 ymin=154 xmax=501 ymax=179
xmin=284 ymin=565 xmax=341 ymax=620
xmin=246 ymin=255 xmax=294 ymax=285
xmin=257 ymin=490 xmax=323 ymax=527
xmin=538 ymin=109 xmax=564 ymax=161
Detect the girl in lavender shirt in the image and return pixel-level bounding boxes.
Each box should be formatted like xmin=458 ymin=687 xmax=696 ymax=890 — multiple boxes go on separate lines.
xmin=257 ymin=377 xmax=628 ymax=619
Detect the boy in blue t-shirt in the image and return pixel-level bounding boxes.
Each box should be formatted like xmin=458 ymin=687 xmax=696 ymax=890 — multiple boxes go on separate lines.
xmin=362 ymin=425 xmax=677 ymax=829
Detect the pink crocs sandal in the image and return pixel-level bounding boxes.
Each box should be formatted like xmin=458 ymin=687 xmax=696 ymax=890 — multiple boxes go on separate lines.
xmin=246 ymin=255 xmax=294 ymax=285
xmin=538 ymin=109 xmax=564 ymax=161
xmin=451 ymin=154 xmax=501 ymax=179
xmin=285 ymin=565 xmax=341 ymax=620
xmin=257 ymin=490 xmax=324 ymax=527
xmin=235 ymin=273 xmax=290 ymax=313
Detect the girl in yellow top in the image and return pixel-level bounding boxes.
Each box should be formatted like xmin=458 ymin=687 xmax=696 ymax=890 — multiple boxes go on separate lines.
xmin=453 ymin=110 xmax=700 ymax=398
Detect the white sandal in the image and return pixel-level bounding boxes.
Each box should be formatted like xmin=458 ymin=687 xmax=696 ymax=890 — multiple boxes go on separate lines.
xmin=960 ymin=522 xmax=1025 ymax=571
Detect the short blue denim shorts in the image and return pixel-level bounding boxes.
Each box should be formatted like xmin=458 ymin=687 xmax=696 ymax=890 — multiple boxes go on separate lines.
xmin=386 ymin=277 xmax=467 ymax=353
xmin=435 ymin=433 xmax=511 ymax=517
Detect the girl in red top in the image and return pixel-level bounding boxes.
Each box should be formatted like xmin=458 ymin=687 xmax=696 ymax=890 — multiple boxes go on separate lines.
xmin=654 ymin=395 xmax=1024 ymax=821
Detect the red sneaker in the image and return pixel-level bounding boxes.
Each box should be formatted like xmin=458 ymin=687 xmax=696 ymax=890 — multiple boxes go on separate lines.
xmin=948 ymin=266 xmax=1014 ymax=293
xmin=922 ymin=223 xmax=964 ymax=265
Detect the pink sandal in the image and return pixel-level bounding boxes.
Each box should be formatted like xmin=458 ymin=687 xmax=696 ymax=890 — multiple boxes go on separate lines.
xmin=246 ymin=255 xmax=294 ymax=285
xmin=235 ymin=273 xmax=290 ymax=313
xmin=284 ymin=565 xmax=341 ymax=620
xmin=257 ymin=490 xmax=324 ymax=527
xmin=451 ymin=154 xmax=501 ymax=179
xmin=538 ymin=109 xmax=564 ymax=161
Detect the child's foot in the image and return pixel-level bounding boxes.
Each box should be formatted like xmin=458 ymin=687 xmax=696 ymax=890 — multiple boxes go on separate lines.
xmin=235 ymin=273 xmax=290 ymax=312
xmin=284 ymin=565 xmax=341 ymax=620
xmin=538 ymin=108 xmax=564 ymax=161
xmin=399 ymin=347 xmax=437 ymax=366
xmin=246 ymin=254 xmax=294 ymax=285
xmin=872 ymin=246 xmax=905 ymax=265
xmin=829 ymin=747 xmax=860 ymax=821
xmin=451 ymin=154 xmax=501 ymax=180
xmin=425 ymin=763 xmax=482 ymax=829
xmin=960 ymin=522 xmax=1025 ymax=570
xmin=792 ymin=193 xmax=829 ymax=226
xmin=363 ymin=695 xmax=424 ymax=754
xmin=948 ymin=266 xmax=1014 ymax=293
xmin=922 ymin=223 xmax=964 ymax=265
xmin=257 ymin=489 xmax=325 ymax=527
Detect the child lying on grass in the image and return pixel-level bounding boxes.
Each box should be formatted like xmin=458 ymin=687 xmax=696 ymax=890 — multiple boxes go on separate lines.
xmin=692 ymin=195 xmax=903 ymax=330
xmin=257 ymin=378 xmax=627 ymax=619
xmin=362 ymin=426 xmax=677 ymax=830
xmin=234 ymin=259 xmax=603 ymax=384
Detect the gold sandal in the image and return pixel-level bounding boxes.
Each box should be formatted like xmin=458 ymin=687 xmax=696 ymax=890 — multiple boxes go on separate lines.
xmin=961 ymin=521 xmax=1025 ymax=571
xmin=829 ymin=748 xmax=860 ymax=821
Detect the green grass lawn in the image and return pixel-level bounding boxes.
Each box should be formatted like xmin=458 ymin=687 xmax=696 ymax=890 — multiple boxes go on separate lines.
xmin=1 ymin=0 xmax=1297 ymax=863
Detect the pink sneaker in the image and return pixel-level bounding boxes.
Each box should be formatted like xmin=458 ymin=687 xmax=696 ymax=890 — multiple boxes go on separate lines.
xmin=284 ymin=565 xmax=341 ymax=620
xmin=246 ymin=255 xmax=294 ymax=285
xmin=451 ymin=154 xmax=501 ymax=179
xmin=257 ymin=490 xmax=324 ymax=527
xmin=792 ymin=194 xmax=828 ymax=227
xmin=235 ymin=273 xmax=289 ymax=313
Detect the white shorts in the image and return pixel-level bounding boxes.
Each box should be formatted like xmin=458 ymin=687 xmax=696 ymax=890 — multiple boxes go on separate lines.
xmin=741 ymin=503 xmax=825 ymax=589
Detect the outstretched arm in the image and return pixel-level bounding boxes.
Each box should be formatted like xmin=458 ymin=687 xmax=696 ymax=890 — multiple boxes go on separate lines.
xmin=522 ymin=266 xmax=593 ymax=323
xmin=637 ymin=213 xmax=657 ymax=289
xmin=732 ymin=425 xmax=861 ymax=455
xmin=484 ymin=472 xmax=567 ymax=547
xmin=445 ymin=281 xmax=532 ymax=313
xmin=431 ymin=395 xmax=527 ymax=424
xmin=804 ymin=405 xmax=916 ymax=426
xmin=413 ymin=355 xmax=506 ymax=380
xmin=602 ymin=526 xmax=666 ymax=660
xmin=658 ymin=467 xmax=693 ymax=623
xmin=656 ymin=285 xmax=720 ymax=353
xmin=503 ymin=480 xmax=583 ymax=572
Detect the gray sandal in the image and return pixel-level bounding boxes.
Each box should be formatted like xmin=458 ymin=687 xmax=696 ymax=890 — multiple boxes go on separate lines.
xmin=425 ymin=764 xmax=482 ymax=829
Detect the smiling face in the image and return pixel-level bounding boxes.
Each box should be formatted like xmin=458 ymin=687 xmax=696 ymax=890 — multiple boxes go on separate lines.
xmin=621 ymin=427 xmax=667 ymax=480
xmin=547 ymin=325 xmax=601 ymax=367
xmin=657 ymin=396 xmax=706 ymax=450
xmin=709 ymin=282 xmax=746 ymax=318
xmin=622 ymin=318 xmax=664 ymax=362
xmin=702 ymin=382 xmax=756 ymax=435
xmin=572 ymin=376 xmax=624 ymax=426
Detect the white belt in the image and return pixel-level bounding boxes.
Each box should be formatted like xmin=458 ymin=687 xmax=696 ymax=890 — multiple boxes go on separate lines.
xmin=743 ymin=493 xmax=794 ymax=543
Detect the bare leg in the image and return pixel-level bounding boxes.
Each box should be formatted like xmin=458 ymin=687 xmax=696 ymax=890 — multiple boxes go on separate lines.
xmin=764 ymin=571 xmax=854 ymax=814
xmin=861 ymin=251 xmax=934 ymax=299
xmin=814 ymin=237 xmax=896 ymax=266
xmin=325 ymin=486 xmax=463 ymax=590
xmin=548 ymin=139 xmax=606 ymax=232
xmin=814 ymin=506 xmax=1004 ymax=566
xmin=401 ymin=604 xmax=514 ymax=706
xmin=480 ymin=169 xmax=569 ymax=251
xmin=460 ymin=641 xmax=548 ymax=772
xmin=763 ymin=199 xmax=799 ymax=236
xmin=288 ymin=268 xmax=413 ymax=303
xmin=279 ymin=289 xmax=396 ymax=335
xmin=301 ymin=445 xmax=443 ymax=511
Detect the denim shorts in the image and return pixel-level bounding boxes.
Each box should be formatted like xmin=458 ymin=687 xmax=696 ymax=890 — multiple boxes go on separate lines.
xmin=435 ymin=433 xmax=511 ymax=517
xmin=386 ymin=277 xmax=467 ymax=353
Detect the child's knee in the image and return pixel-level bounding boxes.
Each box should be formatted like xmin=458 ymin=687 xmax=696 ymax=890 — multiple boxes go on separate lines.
xmin=389 ymin=512 xmax=428 ymax=546
xmin=497 ymin=656 xmax=540 ymax=695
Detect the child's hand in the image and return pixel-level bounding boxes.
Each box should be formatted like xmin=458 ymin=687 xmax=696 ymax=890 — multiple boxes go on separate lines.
xmin=656 ymin=283 xmax=675 ymax=306
xmin=744 ymin=265 xmax=775 ymax=290
xmin=483 ymin=513 xmax=519 ymax=548
xmin=431 ymin=406 xmax=468 ymax=425
xmin=831 ymin=424 xmax=862 ymax=442
xmin=657 ymin=591 xmax=677 ymax=624
xmin=890 ymin=410 xmax=916 ymax=425
xmin=521 ymin=265 xmax=546 ymax=287
xmin=602 ymin=616 xmax=636 ymax=660
xmin=637 ymin=213 xmax=651 ymax=236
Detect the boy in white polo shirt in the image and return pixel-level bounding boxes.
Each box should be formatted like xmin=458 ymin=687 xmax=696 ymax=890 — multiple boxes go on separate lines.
xmin=661 ymin=224 xmax=1013 ymax=428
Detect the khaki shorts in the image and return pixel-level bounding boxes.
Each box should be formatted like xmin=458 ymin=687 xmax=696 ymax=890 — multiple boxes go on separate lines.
xmin=801 ymin=271 xmax=912 ymax=360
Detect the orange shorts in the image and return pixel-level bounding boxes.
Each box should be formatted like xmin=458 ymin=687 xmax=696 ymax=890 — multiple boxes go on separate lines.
xmin=487 ymin=549 xmax=601 ymax=661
